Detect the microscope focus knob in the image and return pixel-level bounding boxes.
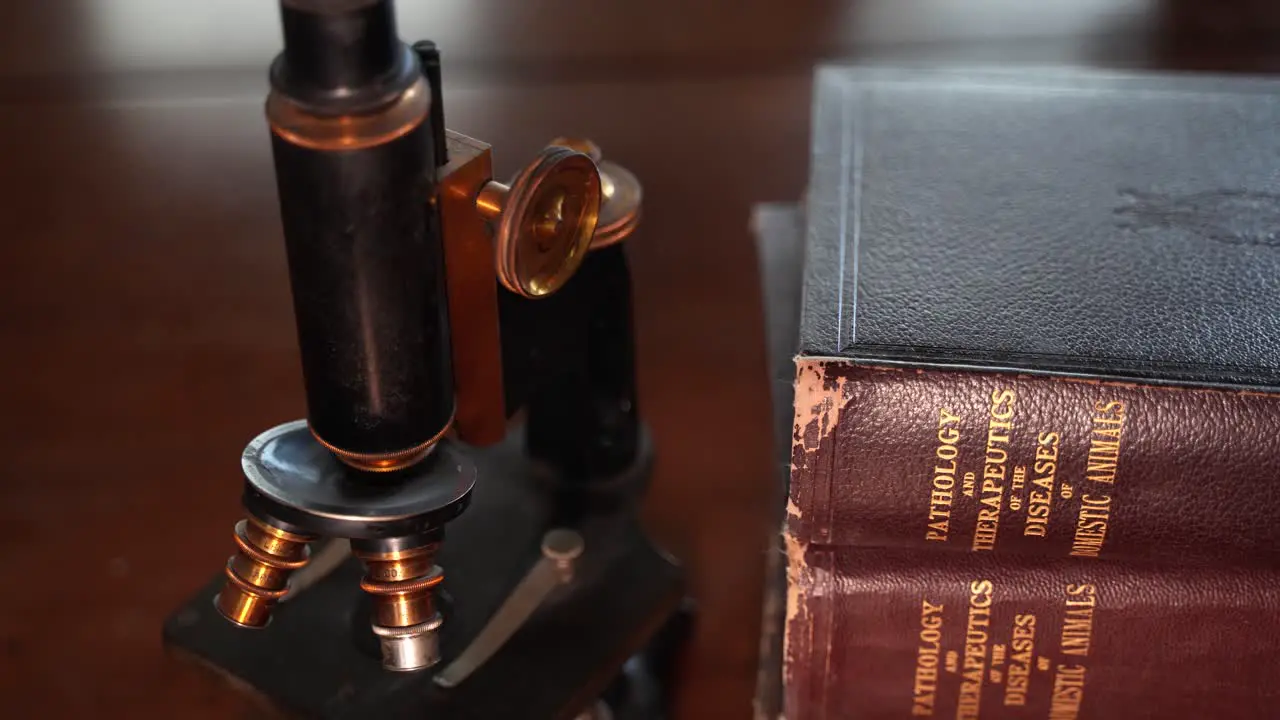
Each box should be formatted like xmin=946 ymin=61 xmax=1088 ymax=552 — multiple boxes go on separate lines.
xmin=474 ymin=146 xmax=602 ymax=298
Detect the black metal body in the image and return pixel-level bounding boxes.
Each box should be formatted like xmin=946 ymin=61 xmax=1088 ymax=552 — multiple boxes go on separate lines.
xmin=505 ymin=244 xmax=642 ymax=483
xmin=238 ymin=421 xmax=474 ymax=541
xmin=272 ymin=0 xmax=417 ymax=116
xmin=166 ymin=228 xmax=688 ymax=717
xmin=272 ymin=124 xmax=453 ymax=458
xmin=165 ymin=430 xmax=688 ymax=720
xmin=269 ymin=0 xmax=452 ymax=459
xmin=412 ymin=41 xmax=450 ymax=167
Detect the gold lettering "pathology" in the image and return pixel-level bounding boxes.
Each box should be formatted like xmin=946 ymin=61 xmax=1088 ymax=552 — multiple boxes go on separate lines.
xmin=912 ymin=599 xmax=946 ymax=716
xmin=926 ymin=408 xmax=962 ymax=542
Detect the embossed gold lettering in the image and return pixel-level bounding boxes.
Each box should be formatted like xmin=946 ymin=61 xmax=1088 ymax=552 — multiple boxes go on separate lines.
xmin=1069 ymin=495 xmax=1111 ymax=558
xmin=1086 ymin=400 xmax=1125 ymax=484
xmin=1003 ymin=613 xmax=1036 ymax=707
xmin=1060 ymin=583 xmax=1097 ymax=657
xmin=1024 ymin=432 xmax=1059 ymax=538
xmin=972 ymin=390 xmax=1014 ymax=551
xmin=1049 ymin=664 xmax=1087 ymax=720
xmin=913 ymin=599 xmax=946 ymax=716
xmin=956 ymin=580 xmax=994 ymax=719
xmin=927 ymin=408 xmax=962 ymax=542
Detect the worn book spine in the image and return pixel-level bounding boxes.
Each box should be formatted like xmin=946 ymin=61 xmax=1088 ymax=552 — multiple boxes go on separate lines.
xmin=783 ymin=545 xmax=1280 ymax=720
xmin=789 ymin=359 xmax=1280 ymax=567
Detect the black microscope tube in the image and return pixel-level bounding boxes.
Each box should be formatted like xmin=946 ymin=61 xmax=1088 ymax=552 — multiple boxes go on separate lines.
xmin=267 ymin=0 xmax=454 ymax=461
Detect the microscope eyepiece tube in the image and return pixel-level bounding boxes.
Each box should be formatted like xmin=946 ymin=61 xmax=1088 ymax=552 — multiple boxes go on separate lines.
xmin=267 ymin=0 xmax=454 ymax=471
xmin=272 ymin=0 xmax=417 ymax=116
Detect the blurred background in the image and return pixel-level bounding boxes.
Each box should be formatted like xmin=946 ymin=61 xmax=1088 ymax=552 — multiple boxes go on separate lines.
xmin=1 ymin=1 xmax=1277 ymax=717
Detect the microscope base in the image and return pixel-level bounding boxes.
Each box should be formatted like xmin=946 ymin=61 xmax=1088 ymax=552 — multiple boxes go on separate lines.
xmin=163 ymin=430 xmax=689 ymax=720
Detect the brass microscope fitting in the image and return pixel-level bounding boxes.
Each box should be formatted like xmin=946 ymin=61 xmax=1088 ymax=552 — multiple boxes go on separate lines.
xmin=216 ymin=516 xmax=315 ymax=628
xmin=210 ymin=0 xmax=612 ymax=673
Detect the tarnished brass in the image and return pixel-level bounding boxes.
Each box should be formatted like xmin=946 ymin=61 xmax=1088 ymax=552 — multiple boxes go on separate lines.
xmin=266 ymin=77 xmax=431 ymax=152
xmin=547 ymin=137 xmax=603 ymax=163
xmin=590 ymin=159 xmax=641 ymax=249
xmin=474 ymin=182 xmax=507 ymax=221
xmin=549 ymin=139 xmax=641 ymax=249
xmin=356 ymin=544 xmax=443 ymax=628
xmin=437 ymin=137 xmax=601 ymax=444
xmin=312 ymin=412 xmax=453 ymax=472
xmin=480 ymin=146 xmax=601 ymax=298
xmin=438 ymin=131 xmax=507 ymax=447
xmin=215 ymin=516 xmax=314 ymax=628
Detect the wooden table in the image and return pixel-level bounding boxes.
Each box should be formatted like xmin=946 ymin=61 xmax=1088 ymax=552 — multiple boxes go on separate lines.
xmin=0 ymin=1 xmax=1276 ymax=717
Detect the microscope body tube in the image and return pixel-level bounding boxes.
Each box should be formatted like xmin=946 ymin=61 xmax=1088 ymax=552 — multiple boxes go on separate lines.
xmin=267 ymin=0 xmax=453 ymax=466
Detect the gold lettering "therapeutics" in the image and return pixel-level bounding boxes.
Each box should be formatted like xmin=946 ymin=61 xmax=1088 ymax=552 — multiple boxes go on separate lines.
xmin=972 ymin=390 xmax=1014 ymax=551
xmin=956 ymin=580 xmax=994 ymax=720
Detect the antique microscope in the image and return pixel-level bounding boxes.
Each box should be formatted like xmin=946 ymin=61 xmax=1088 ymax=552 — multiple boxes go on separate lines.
xmin=162 ymin=2 xmax=687 ymax=717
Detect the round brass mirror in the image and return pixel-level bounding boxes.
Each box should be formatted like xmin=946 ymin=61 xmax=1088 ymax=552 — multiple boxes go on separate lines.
xmin=592 ymin=160 xmax=641 ymax=249
xmin=488 ymin=146 xmax=601 ymax=298
xmin=547 ymin=138 xmax=641 ymax=249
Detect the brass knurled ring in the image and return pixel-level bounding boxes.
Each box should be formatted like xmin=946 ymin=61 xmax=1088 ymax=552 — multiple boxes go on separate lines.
xmin=360 ymin=571 xmax=445 ymax=596
xmin=223 ymin=559 xmax=292 ymax=600
xmin=233 ymin=522 xmax=312 ymax=570
xmin=308 ymin=409 xmax=455 ymax=472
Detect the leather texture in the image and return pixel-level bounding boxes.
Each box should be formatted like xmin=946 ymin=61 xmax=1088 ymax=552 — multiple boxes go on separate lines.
xmin=785 ymin=545 xmax=1280 ymax=720
xmin=800 ymin=66 xmax=1280 ymax=390
xmin=788 ymin=360 xmax=1280 ymax=567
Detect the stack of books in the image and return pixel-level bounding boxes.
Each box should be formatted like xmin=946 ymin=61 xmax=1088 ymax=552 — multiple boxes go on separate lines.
xmin=753 ymin=66 xmax=1280 ymax=720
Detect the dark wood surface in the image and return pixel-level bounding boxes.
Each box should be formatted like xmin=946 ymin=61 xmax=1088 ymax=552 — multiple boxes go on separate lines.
xmin=1 ymin=2 xmax=1277 ymax=717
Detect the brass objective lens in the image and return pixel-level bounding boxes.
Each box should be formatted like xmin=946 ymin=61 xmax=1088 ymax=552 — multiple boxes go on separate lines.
xmin=215 ymin=516 xmax=314 ymax=628
xmin=356 ymin=543 xmax=446 ymax=671
xmin=357 ymin=544 xmax=444 ymax=627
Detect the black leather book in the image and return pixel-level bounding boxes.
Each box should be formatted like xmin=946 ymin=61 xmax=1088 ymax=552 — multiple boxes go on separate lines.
xmin=800 ymin=65 xmax=1280 ymax=389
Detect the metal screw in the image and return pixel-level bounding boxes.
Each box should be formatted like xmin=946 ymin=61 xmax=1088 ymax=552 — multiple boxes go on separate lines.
xmin=541 ymin=528 xmax=584 ymax=583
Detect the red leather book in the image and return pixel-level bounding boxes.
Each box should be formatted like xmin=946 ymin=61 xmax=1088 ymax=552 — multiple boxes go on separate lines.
xmin=785 ymin=547 xmax=1280 ymax=719
xmin=789 ymin=360 xmax=1280 ymax=567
